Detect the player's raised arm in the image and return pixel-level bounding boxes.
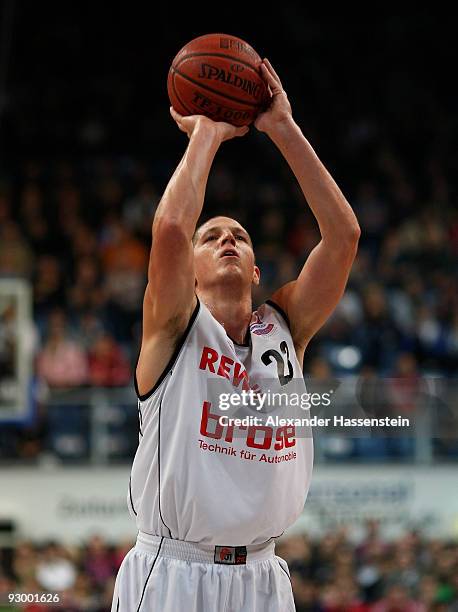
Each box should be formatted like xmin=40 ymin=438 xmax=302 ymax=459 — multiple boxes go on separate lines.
xmin=256 ymin=59 xmax=360 ymax=355
xmin=137 ymin=109 xmax=248 ymax=394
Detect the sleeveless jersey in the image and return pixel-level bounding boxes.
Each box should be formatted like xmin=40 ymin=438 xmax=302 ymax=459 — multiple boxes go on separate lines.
xmin=129 ymin=299 xmax=314 ymax=546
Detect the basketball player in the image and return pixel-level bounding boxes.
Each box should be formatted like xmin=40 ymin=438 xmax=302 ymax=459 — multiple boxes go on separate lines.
xmin=111 ymin=59 xmax=360 ymax=611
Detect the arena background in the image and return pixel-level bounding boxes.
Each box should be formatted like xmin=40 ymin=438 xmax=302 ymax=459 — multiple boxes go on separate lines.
xmin=0 ymin=5 xmax=457 ymax=611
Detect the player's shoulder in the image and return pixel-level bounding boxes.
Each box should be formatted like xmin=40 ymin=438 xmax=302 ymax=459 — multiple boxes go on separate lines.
xmin=136 ymin=296 xmax=201 ymax=400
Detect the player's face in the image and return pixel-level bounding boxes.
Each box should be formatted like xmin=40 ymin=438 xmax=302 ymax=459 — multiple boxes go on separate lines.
xmin=193 ymin=217 xmax=260 ymax=289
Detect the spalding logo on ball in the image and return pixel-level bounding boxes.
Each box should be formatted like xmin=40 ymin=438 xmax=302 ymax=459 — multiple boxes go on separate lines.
xmin=167 ymin=33 xmax=269 ymax=127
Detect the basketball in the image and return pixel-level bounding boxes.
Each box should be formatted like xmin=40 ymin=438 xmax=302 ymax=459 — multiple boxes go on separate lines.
xmin=167 ymin=33 xmax=269 ymax=127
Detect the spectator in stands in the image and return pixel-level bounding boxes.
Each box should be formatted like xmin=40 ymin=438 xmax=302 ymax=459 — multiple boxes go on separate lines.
xmin=88 ymin=332 xmax=131 ymax=387
xmin=33 ymin=256 xmax=65 ymax=323
xmin=389 ymin=548 xmax=421 ymax=591
xmin=98 ymin=577 xmax=117 ymax=612
xmin=77 ymin=312 xmax=106 ymax=351
xmin=122 ymin=180 xmax=159 ymax=240
xmin=417 ymin=575 xmax=441 ymax=609
xmin=354 ymin=283 xmax=402 ymax=372
xmin=36 ymin=309 xmax=88 ymax=387
xmin=100 ymin=217 xmax=147 ymax=275
xmin=101 ymin=219 xmax=148 ymax=341
xmin=277 ymin=534 xmax=313 ymax=578
xmin=0 ymin=221 xmax=33 ymax=279
xmin=113 ymin=540 xmax=135 ymax=572
xmin=1 ymin=529 xmax=458 ymax=609
xmin=35 ymin=541 xmax=76 ymax=592
xmin=357 ymin=520 xmax=388 ymax=562
xmin=290 ymin=573 xmax=321 ymax=611
xmin=82 ymin=535 xmax=116 ymax=588
xmin=0 ymin=573 xmax=19 ymax=609
xmin=20 ymin=183 xmax=55 ymax=256
xmin=56 ymin=185 xmax=84 ymax=246
xmin=69 ymin=224 xmax=100 ymax=262
xmin=319 ymin=578 xmax=369 ymax=611
xmin=353 ymin=180 xmax=388 ymax=261
xmin=11 ymin=541 xmax=37 ymax=586
xmin=67 ymin=255 xmax=106 ymax=315
xmin=59 ymin=571 xmax=99 ymax=611
xmin=371 ymin=584 xmax=425 ymax=612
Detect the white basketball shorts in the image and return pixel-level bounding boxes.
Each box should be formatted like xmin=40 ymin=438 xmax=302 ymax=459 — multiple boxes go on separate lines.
xmin=111 ymin=531 xmax=295 ymax=611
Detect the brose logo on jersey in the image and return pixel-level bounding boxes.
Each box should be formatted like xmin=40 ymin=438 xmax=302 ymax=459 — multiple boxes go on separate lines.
xmin=200 ymin=401 xmax=296 ymax=452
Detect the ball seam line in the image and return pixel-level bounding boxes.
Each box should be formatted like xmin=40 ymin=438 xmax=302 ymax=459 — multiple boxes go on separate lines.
xmin=172 ymin=67 xmax=261 ymax=108
xmin=174 ymin=52 xmax=259 ymax=73
xmin=171 ymin=72 xmax=195 ymax=116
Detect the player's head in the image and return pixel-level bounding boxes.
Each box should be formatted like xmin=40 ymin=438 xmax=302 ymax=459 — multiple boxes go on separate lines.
xmin=193 ymin=216 xmax=260 ymax=293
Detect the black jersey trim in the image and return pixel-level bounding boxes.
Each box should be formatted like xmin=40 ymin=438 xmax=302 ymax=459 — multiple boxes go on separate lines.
xmin=129 ymin=475 xmax=137 ymax=516
xmin=277 ymin=559 xmax=292 ymax=585
xmin=134 ymin=299 xmax=201 ymax=401
xmin=157 ymin=398 xmax=172 ymax=538
xmin=135 ymin=536 xmax=163 ymax=612
xmin=265 ymin=299 xmax=291 ymax=329
xmin=137 ymin=400 xmax=143 ymax=437
xmin=266 ymin=529 xmax=285 ymax=543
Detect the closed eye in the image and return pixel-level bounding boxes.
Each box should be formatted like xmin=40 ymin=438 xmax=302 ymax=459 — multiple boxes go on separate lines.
xmin=205 ymin=235 xmax=216 ymax=242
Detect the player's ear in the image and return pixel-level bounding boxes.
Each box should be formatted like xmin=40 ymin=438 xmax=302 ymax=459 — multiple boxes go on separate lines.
xmin=252 ymin=265 xmax=260 ymax=286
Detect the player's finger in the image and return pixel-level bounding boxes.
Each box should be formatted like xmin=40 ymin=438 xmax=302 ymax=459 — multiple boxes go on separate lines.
xmin=170 ymin=106 xmax=183 ymax=122
xmin=234 ymin=126 xmax=249 ymax=137
xmin=263 ymin=58 xmax=284 ymax=90
xmin=260 ymin=64 xmax=277 ymax=89
xmin=260 ymin=63 xmax=282 ymax=94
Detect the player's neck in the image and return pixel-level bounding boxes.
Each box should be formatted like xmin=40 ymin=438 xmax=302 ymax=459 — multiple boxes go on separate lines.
xmin=197 ymin=288 xmax=252 ymax=345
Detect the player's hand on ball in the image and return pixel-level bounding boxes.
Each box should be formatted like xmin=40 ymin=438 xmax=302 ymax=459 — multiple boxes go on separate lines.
xmin=170 ymin=108 xmax=249 ymax=142
xmin=255 ymin=59 xmax=292 ymax=134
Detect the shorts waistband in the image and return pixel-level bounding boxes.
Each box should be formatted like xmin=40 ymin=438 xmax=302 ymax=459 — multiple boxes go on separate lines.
xmin=136 ymin=531 xmax=275 ymax=564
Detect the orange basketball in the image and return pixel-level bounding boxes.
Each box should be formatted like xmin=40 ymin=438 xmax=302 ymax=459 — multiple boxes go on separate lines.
xmin=167 ymin=33 xmax=269 ymax=127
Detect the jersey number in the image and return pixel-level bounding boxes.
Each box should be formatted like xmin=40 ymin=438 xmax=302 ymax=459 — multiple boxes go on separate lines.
xmin=261 ymin=341 xmax=293 ymax=386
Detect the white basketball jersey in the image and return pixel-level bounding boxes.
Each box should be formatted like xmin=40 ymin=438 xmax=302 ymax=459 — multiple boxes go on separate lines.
xmin=129 ymin=299 xmax=313 ymax=546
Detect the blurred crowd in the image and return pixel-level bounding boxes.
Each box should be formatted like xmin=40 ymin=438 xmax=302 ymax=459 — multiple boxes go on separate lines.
xmin=0 ymin=12 xmax=457 ymax=462
xmin=277 ymin=522 xmax=458 ymax=611
xmin=0 ymin=137 xmax=457 ymax=461
xmin=0 ymin=534 xmax=124 ymax=612
xmin=0 ymin=146 xmax=456 ymax=385
xmin=1 ymin=523 xmax=457 ymax=611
